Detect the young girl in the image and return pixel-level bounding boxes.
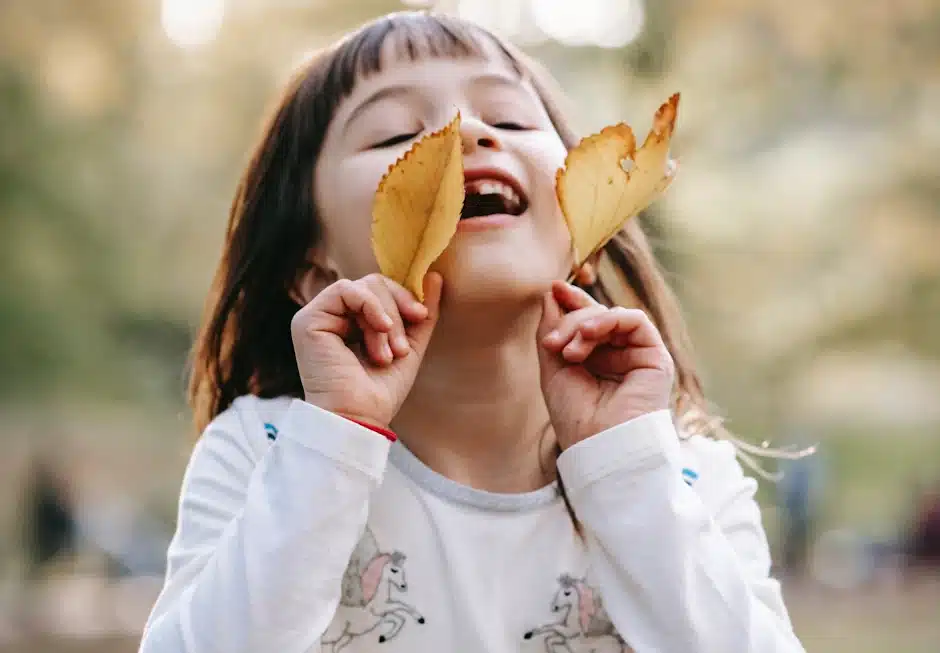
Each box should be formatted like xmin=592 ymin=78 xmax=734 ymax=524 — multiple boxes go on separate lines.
xmin=140 ymin=11 xmax=804 ymax=653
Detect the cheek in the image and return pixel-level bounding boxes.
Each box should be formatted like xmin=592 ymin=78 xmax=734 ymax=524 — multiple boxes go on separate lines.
xmin=530 ymin=134 xmax=569 ymax=181
xmin=522 ymin=137 xmax=568 ymax=218
xmin=338 ymin=159 xmax=384 ymax=216
xmin=528 ymin=138 xmax=574 ymax=267
xmin=315 ymin=158 xmax=389 ymax=277
xmin=525 ymin=138 xmax=569 ymax=230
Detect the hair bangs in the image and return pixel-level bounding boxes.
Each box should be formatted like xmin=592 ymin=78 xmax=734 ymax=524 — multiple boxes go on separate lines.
xmin=321 ymin=12 xmax=522 ymax=108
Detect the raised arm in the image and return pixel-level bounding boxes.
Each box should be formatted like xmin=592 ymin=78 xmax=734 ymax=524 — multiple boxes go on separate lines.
xmin=142 ymin=273 xmax=442 ymax=653
xmin=557 ymin=412 xmax=805 ymax=653
xmin=139 ymin=399 xmax=390 ymax=653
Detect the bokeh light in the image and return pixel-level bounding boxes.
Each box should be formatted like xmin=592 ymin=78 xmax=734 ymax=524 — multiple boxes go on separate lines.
xmin=457 ymin=0 xmax=524 ymax=40
xmin=431 ymin=0 xmax=646 ymax=47
xmin=161 ymin=0 xmax=225 ymax=49
xmin=532 ymin=0 xmax=645 ymax=48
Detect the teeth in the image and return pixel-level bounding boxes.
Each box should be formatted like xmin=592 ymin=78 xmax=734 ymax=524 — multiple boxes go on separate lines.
xmin=465 ymin=179 xmax=521 ymax=206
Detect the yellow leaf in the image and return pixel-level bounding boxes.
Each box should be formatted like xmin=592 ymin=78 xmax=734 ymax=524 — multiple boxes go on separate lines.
xmin=556 ymin=93 xmax=680 ymax=274
xmin=371 ymin=113 xmax=464 ymax=301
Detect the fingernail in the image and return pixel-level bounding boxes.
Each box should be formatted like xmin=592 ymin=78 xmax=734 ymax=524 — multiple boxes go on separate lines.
xmin=394 ymin=335 xmax=410 ymax=352
xmin=543 ymin=330 xmax=560 ymax=344
xmin=582 ymin=319 xmax=598 ymax=331
xmin=383 ymin=342 xmax=394 ymax=360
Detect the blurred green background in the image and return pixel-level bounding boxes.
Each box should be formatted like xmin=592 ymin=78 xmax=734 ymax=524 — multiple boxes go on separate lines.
xmin=1 ymin=0 xmax=938 ymax=651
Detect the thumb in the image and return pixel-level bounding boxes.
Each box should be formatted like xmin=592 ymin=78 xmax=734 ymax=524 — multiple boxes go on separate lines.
xmin=536 ymin=289 xmax=565 ymax=386
xmin=409 ymin=272 xmax=443 ymax=356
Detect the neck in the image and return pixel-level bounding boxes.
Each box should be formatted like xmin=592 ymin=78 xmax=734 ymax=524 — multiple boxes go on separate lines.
xmin=392 ymin=296 xmax=557 ymax=494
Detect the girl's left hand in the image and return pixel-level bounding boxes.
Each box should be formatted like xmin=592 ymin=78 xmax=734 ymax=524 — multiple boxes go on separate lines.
xmin=537 ymin=281 xmax=675 ymax=450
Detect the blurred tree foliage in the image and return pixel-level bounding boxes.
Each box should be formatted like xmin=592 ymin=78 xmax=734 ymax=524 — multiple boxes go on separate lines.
xmin=0 ymin=45 xmax=119 ymax=398
xmin=0 ymin=0 xmax=193 ymax=402
xmin=1 ymin=0 xmax=938 ymax=438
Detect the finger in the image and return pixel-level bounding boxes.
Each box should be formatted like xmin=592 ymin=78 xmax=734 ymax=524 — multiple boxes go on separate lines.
xmin=609 ymin=330 xmax=634 ymax=348
xmin=364 ymin=276 xmax=411 ymax=359
xmin=298 ymin=310 xmax=349 ymax=339
xmin=536 ymin=290 xmax=567 ymax=386
xmin=551 ymin=281 xmax=599 ymax=313
xmin=355 ymin=314 xmax=394 ymax=366
xmin=380 ymin=276 xmax=429 ymax=323
xmin=562 ymin=310 xmax=653 ymax=363
xmin=422 ymin=272 xmax=443 ymax=321
xmin=578 ymin=307 xmax=665 ymax=350
xmin=585 ymin=344 xmax=673 ymax=378
xmin=407 ymin=272 xmax=443 ymax=357
xmin=541 ymin=305 xmax=608 ymax=351
xmin=561 ymin=332 xmax=600 ymax=363
xmin=320 ymin=280 xmax=393 ymax=334
xmin=536 ymin=287 xmax=565 ymax=344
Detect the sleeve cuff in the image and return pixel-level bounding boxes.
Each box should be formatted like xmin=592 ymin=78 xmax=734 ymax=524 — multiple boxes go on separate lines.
xmin=279 ymin=398 xmax=391 ymax=482
xmin=557 ymin=409 xmax=680 ymax=497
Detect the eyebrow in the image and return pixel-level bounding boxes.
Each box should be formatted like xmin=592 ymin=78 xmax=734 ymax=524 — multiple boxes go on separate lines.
xmin=342 ymin=72 xmax=525 ymax=135
xmin=471 ymin=72 xmax=525 ymax=92
xmin=343 ymin=85 xmax=414 ymax=135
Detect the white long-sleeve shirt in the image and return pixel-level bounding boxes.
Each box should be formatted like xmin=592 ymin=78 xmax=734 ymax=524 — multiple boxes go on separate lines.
xmin=139 ymin=395 xmax=804 ymax=653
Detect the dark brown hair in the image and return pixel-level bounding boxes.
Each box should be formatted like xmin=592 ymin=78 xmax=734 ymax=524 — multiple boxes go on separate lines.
xmin=189 ymin=11 xmax=708 ymax=443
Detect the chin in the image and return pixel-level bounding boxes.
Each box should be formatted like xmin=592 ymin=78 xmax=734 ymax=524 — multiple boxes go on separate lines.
xmin=434 ymin=240 xmax=565 ymax=308
xmin=430 ymin=208 xmax=573 ymax=307
xmin=443 ymin=269 xmax=550 ymax=307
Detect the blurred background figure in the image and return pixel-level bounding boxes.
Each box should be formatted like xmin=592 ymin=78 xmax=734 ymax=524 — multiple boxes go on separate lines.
xmin=20 ymin=454 xmax=77 ymax=582
xmin=905 ymin=480 xmax=940 ymax=575
xmin=1 ymin=0 xmax=938 ymax=651
xmin=776 ymin=438 xmax=825 ymax=579
xmin=15 ymin=451 xmax=77 ymax=640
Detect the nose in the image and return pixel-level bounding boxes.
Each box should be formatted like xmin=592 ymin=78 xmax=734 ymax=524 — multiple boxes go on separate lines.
xmin=460 ymin=117 xmax=501 ymax=155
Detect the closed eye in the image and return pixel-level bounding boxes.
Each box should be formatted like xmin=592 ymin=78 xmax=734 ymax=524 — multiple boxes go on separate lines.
xmin=370 ymin=131 xmax=420 ymax=149
xmin=492 ymin=122 xmax=529 ymax=131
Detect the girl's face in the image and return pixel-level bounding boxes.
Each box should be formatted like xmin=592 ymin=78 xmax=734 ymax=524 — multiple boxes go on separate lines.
xmin=314 ymin=41 xmax=573 ymax=305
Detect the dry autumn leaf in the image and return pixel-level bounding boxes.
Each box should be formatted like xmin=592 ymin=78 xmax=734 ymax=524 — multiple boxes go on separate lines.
xmin=556 ymin=93 xmax=680 ymax=275
xmin=371 ymin=113 xmax=464 ymax=300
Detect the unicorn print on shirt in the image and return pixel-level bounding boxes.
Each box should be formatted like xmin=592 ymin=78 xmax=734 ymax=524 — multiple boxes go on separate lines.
xmin=523 ymin=574 xmax=629 ymax=653
xmin=321 ymin=527 xmax=425 ymax=651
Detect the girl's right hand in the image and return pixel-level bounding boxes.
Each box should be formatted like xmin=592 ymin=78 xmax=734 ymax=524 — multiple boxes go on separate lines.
xmin=290 ymin=272 xmax=443 ymax=429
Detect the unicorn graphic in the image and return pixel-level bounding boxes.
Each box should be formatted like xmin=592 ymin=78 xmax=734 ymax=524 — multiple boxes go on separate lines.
xmin=523 ymin=574 xmax=629 ymax=653
xmin=321 ymin=527 xmax=425 ymax=651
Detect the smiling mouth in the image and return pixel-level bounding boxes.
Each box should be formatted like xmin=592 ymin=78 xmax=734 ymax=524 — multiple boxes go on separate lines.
xmin=461 ymin=178 xmax=529 ymax=220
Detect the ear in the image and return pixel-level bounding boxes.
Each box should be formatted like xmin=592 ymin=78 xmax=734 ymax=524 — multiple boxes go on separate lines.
xmin=288 ymin=249 xmax=339 ymax=306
